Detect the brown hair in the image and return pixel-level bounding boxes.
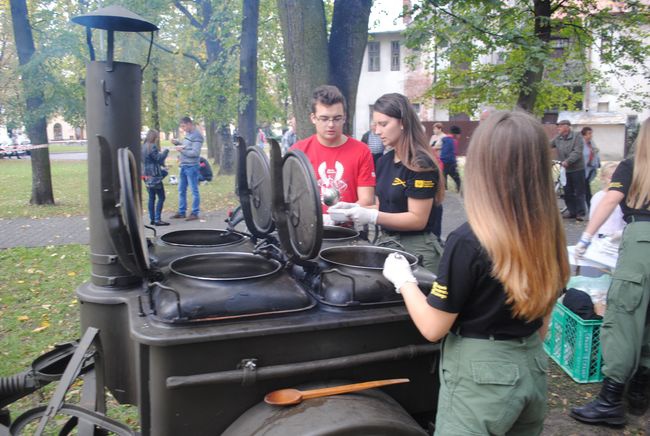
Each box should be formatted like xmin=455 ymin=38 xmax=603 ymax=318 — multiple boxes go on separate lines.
xmin=581 ymin=126 xmax=593 ymax=136
xmin=373 ymin=93 xmax=444 ymax=205
xmin=627 ymin=117 xmax=650 ymax=210
xmin=311 ymin=85 xmax=347 ymax=114
xmin=464 ymin=111 xmax=569 ymax=321
xmin=433 ymin=122 xmax=443 ymax=130
xmin=143 ymin=129 xmax=159 ymax=153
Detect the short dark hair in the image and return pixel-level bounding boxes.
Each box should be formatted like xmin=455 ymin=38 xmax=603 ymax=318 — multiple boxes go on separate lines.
xmin=581 ymin=126 xmax=593 ymax=135
xmin=557 ymin=119 xmax=571 ymax=126
xmin=450 ymin=125 xmax=461 ymax=134
xmin=311 ymin=85 xmax=346 ymax=114
xmin=180 ymin=116 xmax=193 ymax=124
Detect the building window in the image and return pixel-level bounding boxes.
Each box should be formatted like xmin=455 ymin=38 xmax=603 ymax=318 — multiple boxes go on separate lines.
xmin=368 ymin=41 xmax=380 ymax=72
xmin=391 ymin=41 xmax=400 ymax=71
xmin=53 ymin=123 xmax=63 ymax=141
xmin=597 ymin=102 xmax=610 ymax=112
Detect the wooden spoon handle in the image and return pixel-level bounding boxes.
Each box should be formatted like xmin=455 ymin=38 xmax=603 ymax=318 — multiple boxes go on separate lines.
xmin=300 ymin=378 xmax=409 ymax=401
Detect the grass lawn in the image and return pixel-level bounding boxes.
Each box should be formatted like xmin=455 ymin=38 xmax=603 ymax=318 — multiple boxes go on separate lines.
xmin=0 ymin=156 xmax=238 ymax=219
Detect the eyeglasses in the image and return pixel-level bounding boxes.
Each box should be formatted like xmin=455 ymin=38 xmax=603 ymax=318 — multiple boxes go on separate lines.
xmin=315 ymin=116 xmax=345 ymax=125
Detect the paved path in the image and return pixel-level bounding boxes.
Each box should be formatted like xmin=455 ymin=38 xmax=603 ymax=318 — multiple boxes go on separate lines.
xmin=0 ymin=192 xmax=584 ymax=249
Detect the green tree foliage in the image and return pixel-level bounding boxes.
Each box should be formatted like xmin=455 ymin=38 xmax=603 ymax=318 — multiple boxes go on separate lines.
xmin=405 ymin=0 xmax=650 ymax=115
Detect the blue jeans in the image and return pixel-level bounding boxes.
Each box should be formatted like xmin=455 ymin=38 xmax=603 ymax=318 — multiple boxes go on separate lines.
xmin=178 ymin=164 xmax=200 ymax=216
xmin=147 ymin=183 xmax=165 ymax=223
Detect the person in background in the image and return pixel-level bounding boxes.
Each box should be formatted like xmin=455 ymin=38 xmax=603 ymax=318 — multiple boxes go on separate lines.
xmin=551 ymin=119 xmax=586 ymax=221
xmin=429 ymin=122 xmax=446 ymax=151
xmin=198 ymin=156 xmax=213 ymax=183
xmin=170 ymin=116 xmax=203 ymax=221
xmin=257 ymin=128 xmax=267 ymax=150
xmin=572 ymin=117 xmax=650 ymax=425
xmin=582 ymin=126 xmax=601 ymax=207
xmin=142 ymin=129 xmax=170 ymax=226
xmin=440 ymin=125 xmax=462 ymax=192
xmin=330 ymin=93 xmax=444 ymax=272
xmin=361 ymin=121 xmax=385 ymax=167
xmin=589 ymin=161 xmax=625 ymax=238
xmin=281 ymin=117 xmax=297 ymax=154
xmin=382 ymin=110 xmax=569 ymax=434
xmin=291 ymin=85 xmax=375 ymax=212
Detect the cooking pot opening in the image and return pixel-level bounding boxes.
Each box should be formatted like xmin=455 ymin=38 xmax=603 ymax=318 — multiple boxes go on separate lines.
xmin=169 ymin=253 xmax=281 ymax=280
xmin=160 ymin=229 xmax=245 ymax=247
xmin=319 ymin=246 xmax=417 ymax=269
xmin=322 ymin=226 xmax=359 ymax=241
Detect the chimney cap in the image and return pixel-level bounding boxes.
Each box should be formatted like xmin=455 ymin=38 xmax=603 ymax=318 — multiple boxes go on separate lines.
xmin=72 ymin=5 xmax=158 ymax=32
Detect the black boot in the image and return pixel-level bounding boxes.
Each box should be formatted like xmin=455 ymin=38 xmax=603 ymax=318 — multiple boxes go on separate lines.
xmin=570 ymin=378 xmax=626 ymax=426
xmin=627 ymin=367 xmax=650 ymax=416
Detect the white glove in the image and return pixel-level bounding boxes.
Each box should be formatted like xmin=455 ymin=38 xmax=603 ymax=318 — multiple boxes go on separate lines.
xmin=383 ymin=253 xmax=418 ymax=293
xmin=327 ymin=201 xmax=356 ymax=210
xmin=574 ymin=231 xmax=593 ymax=259
xmin=344 ymin=204 xmax=379 ymax=226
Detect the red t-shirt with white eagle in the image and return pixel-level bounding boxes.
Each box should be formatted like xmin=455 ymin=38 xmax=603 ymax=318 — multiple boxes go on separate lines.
xmin=291 ymin=135 xmax=376 ymax=210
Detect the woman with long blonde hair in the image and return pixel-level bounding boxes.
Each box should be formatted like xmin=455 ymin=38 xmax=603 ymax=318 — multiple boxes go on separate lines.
xmin=329 ymin=93 xmax=444 ymax=272
xmin=383 ymin=111 xmax=569 ymax=434
xmin=571 ymin=117 xmax=650 ymax=425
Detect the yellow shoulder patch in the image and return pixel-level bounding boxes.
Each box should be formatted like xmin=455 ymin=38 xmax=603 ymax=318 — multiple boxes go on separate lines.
xmin=414 ymin=180 xmax=434 ymax=188
xmin=609 ymin=182 xmax=623 ymax=189
xmin=392 ymin=177 xmax=407 ymax=187
xmin=430 ymin=282 xmax=448 ymax=299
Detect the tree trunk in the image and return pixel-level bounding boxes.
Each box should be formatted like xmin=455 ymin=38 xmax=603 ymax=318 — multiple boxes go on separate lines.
xmin=328 ymin=0 xmax=372 ymax=135
xmin=277 ymin=0 xmax=329 ymax=139
xmin=516 ymin=0 xmax=552 ymax=111
xmin=238 ymin=0 xmax=259 ymax=150
xmin=9 ymin=0 xmax=54 ymax=205
xmin=150 ymin=62 xmax=161 ymax=131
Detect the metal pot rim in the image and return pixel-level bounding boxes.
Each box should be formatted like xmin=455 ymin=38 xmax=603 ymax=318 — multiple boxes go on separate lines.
xmin=160 ymin=228 xmax=247 ymax=248
xmin=318 ymin=245 xmax=418 ymax=270
xmin=169 ymin=252 xmax=282 ymax=281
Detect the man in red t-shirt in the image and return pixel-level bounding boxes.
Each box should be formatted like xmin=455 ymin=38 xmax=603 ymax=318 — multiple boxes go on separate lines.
xmin=291 ymin=85 xmax=376 ymax=212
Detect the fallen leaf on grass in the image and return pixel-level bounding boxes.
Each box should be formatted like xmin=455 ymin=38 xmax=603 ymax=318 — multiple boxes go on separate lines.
xmin=32 ymin=321 xmax=50 ymax=333
xmin=18 ymin=315 xmax=29 ymax=321
xmin=67 ymin=271 xmax=77 ymax=276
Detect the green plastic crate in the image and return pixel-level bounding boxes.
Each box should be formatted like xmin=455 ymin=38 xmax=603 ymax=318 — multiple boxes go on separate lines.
xmin=543 ymin=301 xmax=604 ymax=383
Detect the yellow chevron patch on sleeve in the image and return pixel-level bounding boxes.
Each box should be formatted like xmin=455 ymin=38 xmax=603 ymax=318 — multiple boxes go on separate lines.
xmin=430 ymin=282 xmax=448 ymax=299
xmin=414 ymin=180 xmax=434 ymax=188
xmin=392 ymin=178 xmax=407 ymax=187
xmin=609 ymin=182 xmax=623 ymax=189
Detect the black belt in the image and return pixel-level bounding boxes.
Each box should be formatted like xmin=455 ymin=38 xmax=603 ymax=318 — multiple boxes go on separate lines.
xmin=453 ymin=327 xmax=524 ymax=341
xmin=625 ymin=215 xmax=650 ymax=224
xmin=382 ymin=229 xmax=429 ymax=237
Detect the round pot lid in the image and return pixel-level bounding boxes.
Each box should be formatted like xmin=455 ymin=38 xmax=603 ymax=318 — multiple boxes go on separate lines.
xmin=237 ymin=137 xmax=275 ymax=238
xmin=115 ymin=147 xmax=149 ymax=276
xmin=270 ymin=139 xmax=322 ymax=262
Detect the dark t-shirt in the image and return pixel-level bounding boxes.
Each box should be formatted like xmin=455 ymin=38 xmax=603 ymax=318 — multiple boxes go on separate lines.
xmin=375 ymin=150 xmax=439 ymax=234
xmin=609 ymin=158 xmax=650 ymax=221
xmin=426 ymin=222 xmax=543 ymax=337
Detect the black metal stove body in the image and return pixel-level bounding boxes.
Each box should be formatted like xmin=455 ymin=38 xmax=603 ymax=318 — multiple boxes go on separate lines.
xmin=67 ymin=7 xmax=441 ymax=436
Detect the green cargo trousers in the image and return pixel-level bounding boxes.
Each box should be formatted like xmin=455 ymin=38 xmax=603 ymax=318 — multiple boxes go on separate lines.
xmin=601 ymin=221 xmax=650 ymax=383
xmin=434 ymin=332 xmax=547 ymax=435
xmin=377 ymin=231 xmax=443 ymax=273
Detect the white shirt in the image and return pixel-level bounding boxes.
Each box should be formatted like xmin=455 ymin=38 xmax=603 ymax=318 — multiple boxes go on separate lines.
xmin=590 ymin=190 xmax=625 ymax=235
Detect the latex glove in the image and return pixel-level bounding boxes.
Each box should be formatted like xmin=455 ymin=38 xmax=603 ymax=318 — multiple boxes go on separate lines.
xmin=574 ymin=231 xmax=593 ymax=259
xmin=383 ymin=252 xmax=418 ymax=293
xmin=344 ymin=204 xmax=379 ymax=226
xmin=327 ymin=201 xmax=357 ymax=210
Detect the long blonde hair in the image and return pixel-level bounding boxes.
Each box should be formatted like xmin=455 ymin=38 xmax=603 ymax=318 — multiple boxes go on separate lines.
xmin=373 ymin=93 xmax=444 ymax=205
xmin=627 ymin=118 xmax=650 ymax=210
xmin=464 ymin=111 xmax=569 ymax=321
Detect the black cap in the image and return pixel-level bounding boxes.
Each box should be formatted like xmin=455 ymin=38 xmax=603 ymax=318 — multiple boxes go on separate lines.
xmin=450 ymin=125 xmax=461 ymax=134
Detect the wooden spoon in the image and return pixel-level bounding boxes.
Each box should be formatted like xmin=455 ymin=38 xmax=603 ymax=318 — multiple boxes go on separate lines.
xmin=264 ymin=378 xmax=410 ymax=406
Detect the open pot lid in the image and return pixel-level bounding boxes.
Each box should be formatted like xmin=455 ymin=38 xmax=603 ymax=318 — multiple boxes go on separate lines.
xmin=99 ymin=135 xmax=149 ymax=277
xmin=237 ymin=137 xmax=275 ymax=238
xmin=270 ymin=139 xmax=322 ymax=262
